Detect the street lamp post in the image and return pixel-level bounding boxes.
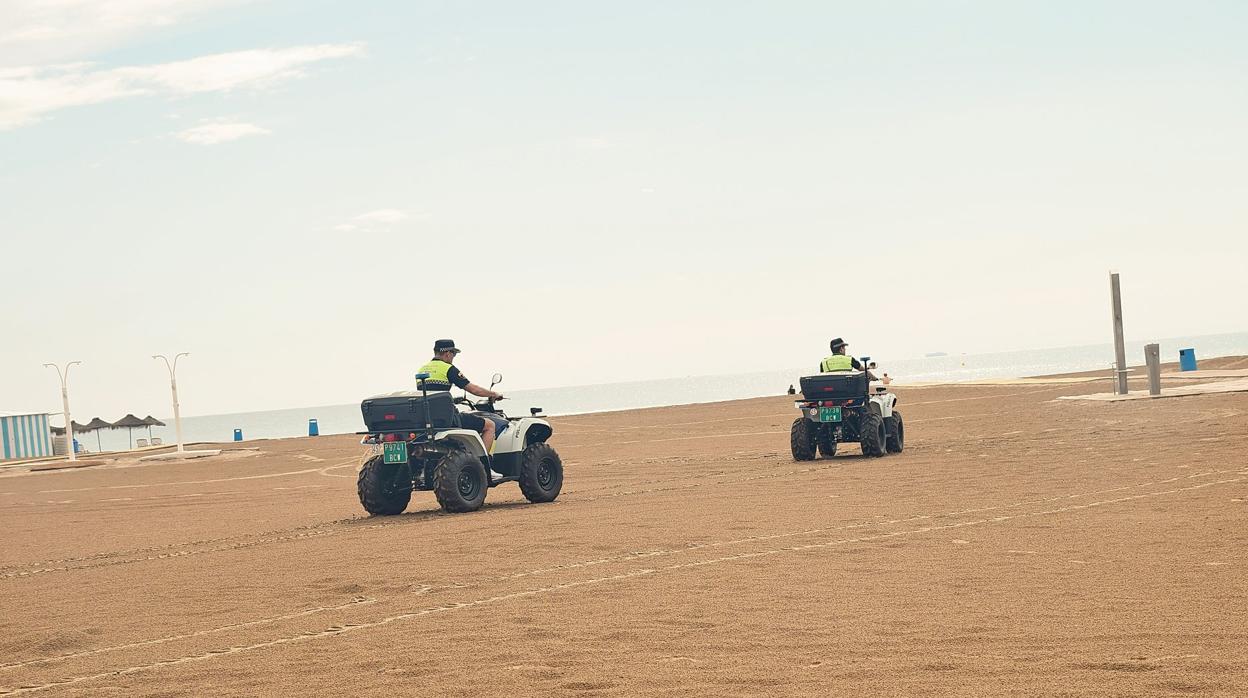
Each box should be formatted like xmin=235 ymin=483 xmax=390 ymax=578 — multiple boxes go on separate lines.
xmin=153 ymin=353 xmax=189 ymax=453
xmin=43 ymin=361 xmax=82 ymax=461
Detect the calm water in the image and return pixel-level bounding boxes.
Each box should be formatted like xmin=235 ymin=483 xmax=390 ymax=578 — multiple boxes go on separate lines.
xmin=74 ymin=331 xmax=1248 ymax=453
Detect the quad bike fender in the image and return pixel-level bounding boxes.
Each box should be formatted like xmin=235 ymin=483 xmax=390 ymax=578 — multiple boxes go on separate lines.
xmin=869 ymin=394 xmax=895 ymax=419
xmin=433 ymin=430 xmax=487 ymax=458
xmin=491 ymin=418 xmax=553 ymax=456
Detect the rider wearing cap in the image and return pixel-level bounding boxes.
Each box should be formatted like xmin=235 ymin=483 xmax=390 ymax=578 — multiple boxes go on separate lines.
xmin=417 ymin=339 xmax=504 ymax=451
xmin=821 ymin=338 xmax=878 ymax=381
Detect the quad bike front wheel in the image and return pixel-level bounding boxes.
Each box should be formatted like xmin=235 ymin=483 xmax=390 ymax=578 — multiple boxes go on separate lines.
xmin=433 ymin=450 xmax=488 ymax=513
xmin=886 ymin=410 xmax=905 ymax=453
xmin=357 ymin=455 xmax=412 ymax=515
xmin=790 ymin=418 xmax=817 ymax=461
xmin=817 ymin=424 xmax=837 ymax=458
xmin=859 ymin=411 xmax=887 ymax=457
xmin=519 ymin=442 xmax=564 ymax=504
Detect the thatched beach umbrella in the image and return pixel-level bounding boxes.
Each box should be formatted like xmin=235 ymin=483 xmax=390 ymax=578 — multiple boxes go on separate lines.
xmin=141 ymin=415 xmax=166 ymax=440
xmin=50 ymin=420 xmax=90 ymax=436
xmin=111 ymin=414 xmax=148 ymax=449
xmin=77 ymin=417 xmax=114 ymax=452
xmin=52 ymin=419 xmax=108 ymax=452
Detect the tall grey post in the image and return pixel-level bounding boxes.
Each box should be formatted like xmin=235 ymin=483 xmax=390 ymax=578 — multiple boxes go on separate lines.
xmin=1144 ymin=343 xmax=1161 ymax=396
xmin=1110 ymin=273 xmax=1128 ymax=395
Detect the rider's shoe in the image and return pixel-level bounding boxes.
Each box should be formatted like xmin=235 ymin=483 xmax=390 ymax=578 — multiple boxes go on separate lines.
xmin=489 ymin=470 xmax=506 ymax=481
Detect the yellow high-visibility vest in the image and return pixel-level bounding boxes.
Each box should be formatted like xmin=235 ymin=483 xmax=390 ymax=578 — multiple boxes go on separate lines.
xmin=821 ymin=354 xmax=854 ymax=372
xmin=417 ymin=359 xmax=454 ymax=391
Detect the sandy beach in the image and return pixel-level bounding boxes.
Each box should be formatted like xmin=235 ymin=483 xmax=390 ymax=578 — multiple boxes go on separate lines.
xmin=2 ymin=359 xmax=1246 ymax=697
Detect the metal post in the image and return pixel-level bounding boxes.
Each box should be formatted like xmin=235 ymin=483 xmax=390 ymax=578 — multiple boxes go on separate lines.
xmin=1110 ymin=272 xmax=1128 ymax=395
xmin=43 ymin=361 xmax=81 ymax=461
xmin=154 ymin=353 xmax=189 ymax=453
xmin=1144 ymin=343 xmax=1161 ymax=396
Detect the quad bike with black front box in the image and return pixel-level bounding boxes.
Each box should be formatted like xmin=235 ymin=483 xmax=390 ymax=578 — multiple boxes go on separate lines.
xmin=790 ymin=367 xmax=904 ymax=460
xmin=356 ymin=372 xmax=563 ymax=515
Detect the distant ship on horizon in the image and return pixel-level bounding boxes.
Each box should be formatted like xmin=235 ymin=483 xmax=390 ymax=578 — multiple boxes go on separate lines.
xmin=924 ymin=352 xmax=949 ymax=358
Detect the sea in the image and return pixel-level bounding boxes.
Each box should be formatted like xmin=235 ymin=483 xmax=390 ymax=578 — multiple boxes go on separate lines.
xmin=74 ymin=331 xmax=1248 ymax=453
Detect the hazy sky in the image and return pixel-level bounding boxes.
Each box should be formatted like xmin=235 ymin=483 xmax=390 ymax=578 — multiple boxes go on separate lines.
xmin=2 ymin=0 xmax=1246 ymax=418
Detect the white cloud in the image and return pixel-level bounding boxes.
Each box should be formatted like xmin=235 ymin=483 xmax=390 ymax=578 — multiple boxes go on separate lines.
xmin=174 ymin=120 xmax=269 ymax=145
xmin=355 ymin=209 xmax=408 ymax=224
xmin=117 ymin=44 xmax=363 ymax=94
xmin=0 ymin=1 xmax=252 ymax=66
xmin=0 ymin=43 xmax=363 ymax=129
xmin=334 ymin=209 xmax=416 ymax=233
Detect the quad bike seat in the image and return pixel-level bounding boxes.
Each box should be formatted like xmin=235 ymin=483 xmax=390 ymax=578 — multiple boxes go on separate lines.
xmin=468 ymin=411 xmax=508 ymax=437
xmin=361 ymin=391 xmax=461 ymax=432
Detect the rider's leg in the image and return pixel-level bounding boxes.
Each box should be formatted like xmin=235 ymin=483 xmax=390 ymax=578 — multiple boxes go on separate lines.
xmin=482 ymin=419 xmax=496 ymax=452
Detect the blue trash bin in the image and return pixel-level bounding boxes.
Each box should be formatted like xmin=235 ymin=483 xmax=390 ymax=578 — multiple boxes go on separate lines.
xmin=308 ymin=418 xmax=319 ymax=436
xmin=1179 ymin=348 xmax=1197 ymax=372
xmin=233 ymin=428 xmax=243 ymax=442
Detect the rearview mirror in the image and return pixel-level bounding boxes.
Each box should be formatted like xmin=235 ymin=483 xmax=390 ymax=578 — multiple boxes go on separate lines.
xmin=415 ymin=372 xmax=430 ymax=380
xmin=490 ymin=372 xmax=503 ymax=387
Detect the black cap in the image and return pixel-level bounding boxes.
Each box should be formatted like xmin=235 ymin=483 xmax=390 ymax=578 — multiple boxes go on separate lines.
xmin=830 ymin=337 xmax=847 ymax=351
xmin=433 ymin=339 xmax=461 ymax=354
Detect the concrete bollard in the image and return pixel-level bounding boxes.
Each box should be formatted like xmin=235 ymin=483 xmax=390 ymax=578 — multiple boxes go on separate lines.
xmin=308 ymin=418 xmax=319 ymax=437
xmin=1145 ymin=343 xmax=1161 ymax=396
xmin=1110 ymin=272 xmax=1128 ymax=395
xmin=233 ymin=428 xmax=243 ymax=442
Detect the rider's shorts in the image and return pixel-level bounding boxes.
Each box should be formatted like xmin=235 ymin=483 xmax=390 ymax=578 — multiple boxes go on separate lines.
xmin=458 ymin=413 xmax=487 ymax=433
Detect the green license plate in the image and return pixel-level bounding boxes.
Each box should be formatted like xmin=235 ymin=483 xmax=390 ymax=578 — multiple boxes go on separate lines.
xmin=818 ymin=407 xmax=842 ymax=423
xmin=382 ymin=441 xmax=408 ymax=465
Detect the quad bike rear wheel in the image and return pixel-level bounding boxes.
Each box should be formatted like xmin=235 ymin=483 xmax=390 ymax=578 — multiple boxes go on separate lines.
xmin=357 ymin=455 xmax=412 ymax=515
xmin=859 ymin=411 xmax=887 ymax=457
xmin=790 ymin=418 xmax=817 ymax=461
xmin=519 ymin=442 xmax=564 ymax=503
xmin=433 ymin=450 xmax=488 ymax=513
xmin=886 ymin=410 xmax=905 ymax=453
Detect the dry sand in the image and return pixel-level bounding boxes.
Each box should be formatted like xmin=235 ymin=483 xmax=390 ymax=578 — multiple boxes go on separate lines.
xmin=1 ymin=360 xmax=1246 ymax=696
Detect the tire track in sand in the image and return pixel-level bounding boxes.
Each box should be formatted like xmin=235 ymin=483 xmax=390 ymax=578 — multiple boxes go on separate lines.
xmin=4 ymin=451 xmax=1243 ymax=582
xmin=3 ymin=472 xmax=1242 ymax=696
xmin=0 ymin=595 xmax=387 ymax=672
xmin=0 ymin=456 xmax=836 ymax=579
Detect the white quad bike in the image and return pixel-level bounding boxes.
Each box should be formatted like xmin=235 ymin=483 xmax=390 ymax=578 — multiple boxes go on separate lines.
xmin=357 ymin=372 xmax=563 ymax=515
xmin=791 ymin=361 xmax=904 ymax=460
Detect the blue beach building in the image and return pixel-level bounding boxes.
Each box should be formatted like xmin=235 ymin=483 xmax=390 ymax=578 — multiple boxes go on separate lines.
xmin=0 ymin=411 xmax=54 ymax=461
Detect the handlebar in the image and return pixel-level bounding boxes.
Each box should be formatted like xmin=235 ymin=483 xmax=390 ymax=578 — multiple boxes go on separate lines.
xmin=455 ymin=395 xmax=504 ymax=406
xmin=455 ymin=396 xmax=507 ymax=414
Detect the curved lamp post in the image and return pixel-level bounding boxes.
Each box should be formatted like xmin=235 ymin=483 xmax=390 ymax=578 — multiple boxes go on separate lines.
xmin=43 ymin=361 xmax=82 ymax=461
xmin=153 ymin=353 xmax=189 ymax=453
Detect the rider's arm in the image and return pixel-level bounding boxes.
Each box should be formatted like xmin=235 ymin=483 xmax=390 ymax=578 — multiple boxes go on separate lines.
xmin=850 ymin=356 xmax=878 ymax=381
xmin=465 ymin=382 xmax=502 ymax=400
xmin=448 ymin=366 xmax=501 ymax=400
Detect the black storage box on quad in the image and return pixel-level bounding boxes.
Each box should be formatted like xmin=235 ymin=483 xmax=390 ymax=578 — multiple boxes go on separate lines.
xmin=361 ymin=391 xmax=460 ymax=432
xmin=799 ymin=372 xmax=868 ymax=399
